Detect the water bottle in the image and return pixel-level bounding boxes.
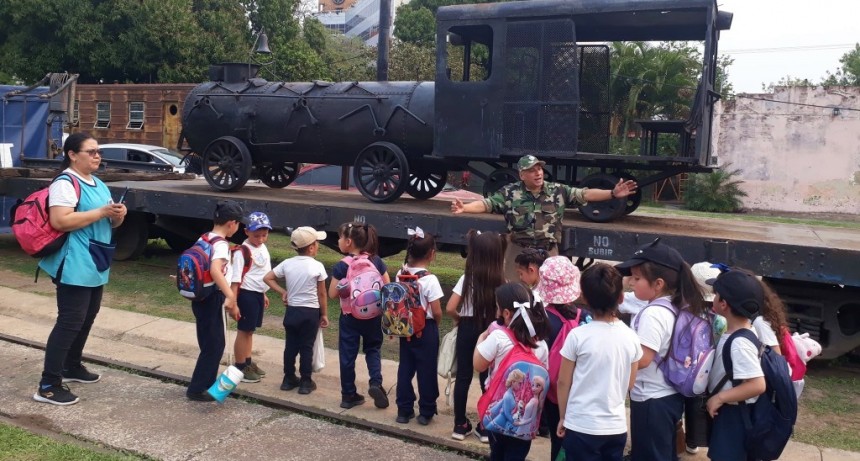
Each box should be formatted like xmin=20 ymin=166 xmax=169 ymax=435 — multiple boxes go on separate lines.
xmin=206 ymin=365 xmax=243 ymax=403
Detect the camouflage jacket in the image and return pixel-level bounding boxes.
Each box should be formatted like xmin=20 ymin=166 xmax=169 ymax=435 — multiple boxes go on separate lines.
xmin=482 ymin=181 xmax=588 ymax=246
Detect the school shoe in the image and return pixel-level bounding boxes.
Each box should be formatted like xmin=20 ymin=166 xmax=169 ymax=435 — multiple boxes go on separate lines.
xmin=395 ymin=411 xmax=415 ymax=424
xmin=368 ymin=385 xmax=389 ymax=409
xmin=416 ymin=414 xmax=433 ymax=426
xmin=241 ymin=367 xmax=262 ymax=383
xmin=186 ymin=391 xmax=215 ymax=402
xmin=340 ymin=393 xmax=366 ymax=409
xmin=33 ymin=384 xmax=79 ymax=406
xmin=686 ymin=445 xmax=700 ymax=454
xmin=280 ymin=374 xmax=301 ymax=391
xmin=298 ymin=378 xmax=317 ymax=395
xmin=452 ymin=421 xmax=473 ymax=441
xmin=249 ymin=362 xmax=266 ymax=377
xmin=61 ymin=365 xmax=100 ymax=384
xmin=474 ymin=424 xmax=489 ymax=444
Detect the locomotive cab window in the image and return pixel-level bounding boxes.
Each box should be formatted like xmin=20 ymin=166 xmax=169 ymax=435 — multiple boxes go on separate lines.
xmin=446 ymin=25 xmax=492 ymax=82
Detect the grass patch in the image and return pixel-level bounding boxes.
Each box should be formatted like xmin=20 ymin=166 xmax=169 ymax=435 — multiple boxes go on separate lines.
xmin=0 ymin=422 xmax=147 ymax=461
xmin=792 ymin=370 xmax=860 ymax=452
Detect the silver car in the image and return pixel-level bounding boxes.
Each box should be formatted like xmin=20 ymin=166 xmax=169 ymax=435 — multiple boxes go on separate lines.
xmin=99 ymin=143 xmax=187 ymax=174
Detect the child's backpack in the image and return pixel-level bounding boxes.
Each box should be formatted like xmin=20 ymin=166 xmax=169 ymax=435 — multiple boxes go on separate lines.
xmin=437 ymin=326 xmax=458 ymax=405
xmin=790 ymin=332 xmax=822 ymax=366
xmin=477 ymin=328 xmax=550 ymax=441
xmin=11 ymin=174 xmax=81 ymax=258
xmin=230 ymin=244 xmax=253 ymax=284
xmin=778 ymin=327 xmax=806 ymax=381
xmin=717 ymin=328 xmax=797 ymax=461
xmin=177 ymin=234 xmax=226 ymax=301
xmin=339 ymin=254 xmax=384 ymax=319
xmin=546 ymin=306 xmax=581 ymax=404
xmin=635 ymin=298 xmax=715 ymax=397
xmin=380 ymin=270 xmax=429 ymax=339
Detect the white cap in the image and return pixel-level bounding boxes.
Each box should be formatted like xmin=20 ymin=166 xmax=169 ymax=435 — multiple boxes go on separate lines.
xmin=691 ymin=262 xmax=721 ymax=302
xmin=290 ymin=226 xmax=326 ymax=249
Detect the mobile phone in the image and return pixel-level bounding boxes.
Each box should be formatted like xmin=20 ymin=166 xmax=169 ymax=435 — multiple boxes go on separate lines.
xmin=117 ymin=186 xmax=129 ymax=204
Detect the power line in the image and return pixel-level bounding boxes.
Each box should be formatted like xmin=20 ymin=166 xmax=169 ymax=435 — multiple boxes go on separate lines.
xmin=722 ymin=43 xmax=857 ymax=55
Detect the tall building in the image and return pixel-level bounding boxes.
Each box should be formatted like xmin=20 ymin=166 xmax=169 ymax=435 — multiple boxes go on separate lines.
xmin=315 ymin=0 xmax=410 ymax=46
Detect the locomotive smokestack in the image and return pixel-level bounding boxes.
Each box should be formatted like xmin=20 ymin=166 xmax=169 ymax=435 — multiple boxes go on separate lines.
xmin=376 ymin=0 xmax=391 ymax=81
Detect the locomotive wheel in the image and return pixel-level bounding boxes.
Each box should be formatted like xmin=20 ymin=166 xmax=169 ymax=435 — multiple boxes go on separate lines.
xmin=259 ymin=161 xmax=300 ymax=189
xmin=406 ymin=168 xmax=447 ymax=200
xmin=483 ymin=168 xmax=519 ymax=197
xmin=202 ymin=136 xmax=252 ymax=192
xmin=619 ymin=172 xmax=642 ymax=215
xmin=353 ymin=142 xmax=409 ymax=203
xmin=577 ymin=173 xmax=627 ymax=223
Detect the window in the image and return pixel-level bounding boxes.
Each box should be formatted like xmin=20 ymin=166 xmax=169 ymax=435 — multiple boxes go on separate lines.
xmin=127 ymin=102 xmax=145 ymax=130
xmin=71 ymin=100 xmax=79 ymax=126
xmin=446 ymin=25 xmax=493 ymax=82
xmin=95 ymin=102 xmax=111 ymax=129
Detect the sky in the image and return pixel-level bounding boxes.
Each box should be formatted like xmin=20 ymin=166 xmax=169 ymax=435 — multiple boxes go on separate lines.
xmin=716 ymin=0 xmax=858 ymax=93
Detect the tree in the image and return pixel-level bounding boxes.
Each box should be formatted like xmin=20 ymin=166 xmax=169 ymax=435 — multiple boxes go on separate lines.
xmin=684 ymin=164 xmax=747 ymax=213
xmin=822 ymin=43 xmax=860 ymax=86
xmin=393 ymin=7 xmax=436 ymax=46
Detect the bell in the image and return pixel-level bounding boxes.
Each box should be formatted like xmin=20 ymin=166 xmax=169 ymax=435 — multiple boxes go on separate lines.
xmin=255 ymin=31 xmax=272 ymax=55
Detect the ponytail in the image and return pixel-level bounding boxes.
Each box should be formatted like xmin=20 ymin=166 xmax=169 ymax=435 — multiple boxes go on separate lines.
xmin=339 ymin=221 xmax=379 ymax=256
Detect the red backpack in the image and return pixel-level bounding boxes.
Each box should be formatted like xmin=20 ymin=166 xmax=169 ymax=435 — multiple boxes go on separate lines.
xmin=778 ymin=327 xmax=806 ymax=381
xmin=11 ymin=174 xmax=81 ymax=258
xmin=380 ymin=270 xmax=429 ymax=339
xmin=230 ymin=244 xmax=252 ymax=284
xmin=546 ymin=306 xmax=581 ymax=404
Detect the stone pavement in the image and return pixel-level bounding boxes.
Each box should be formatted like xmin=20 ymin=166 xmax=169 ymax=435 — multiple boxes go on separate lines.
xmin=0 ymin=285 xmax=858 ymax=461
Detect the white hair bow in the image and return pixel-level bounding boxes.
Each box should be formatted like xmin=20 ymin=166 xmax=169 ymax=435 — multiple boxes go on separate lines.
xmin=407 ymin=227 xmax=425 ymax=239
xmin=511 ymin=301 xmax=536 ymax=338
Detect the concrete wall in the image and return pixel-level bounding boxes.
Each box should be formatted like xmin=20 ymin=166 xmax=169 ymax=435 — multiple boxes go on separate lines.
xmin=712 ymin=86 xmax=860 ymax=214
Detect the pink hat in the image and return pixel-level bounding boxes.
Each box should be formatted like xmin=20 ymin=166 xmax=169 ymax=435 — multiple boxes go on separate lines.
xmin=537 ymin=256 xmax=581 ymax=305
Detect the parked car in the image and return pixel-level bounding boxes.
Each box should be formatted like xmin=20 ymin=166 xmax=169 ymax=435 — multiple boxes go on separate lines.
xmin=291 ymin=164 xmax=482 ymax=202
xmin=99 ymin=143 xmax=187 ymax=174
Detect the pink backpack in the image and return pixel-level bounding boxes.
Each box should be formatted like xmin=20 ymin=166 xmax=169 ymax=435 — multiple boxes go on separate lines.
xmin=339 ymin=254 xmax=383 ymax=319
xmin=778 ymin=327 xmax=806 ymax=381
xmin=546 ymin=306 xmax=581 ymax=404
xmin=11 ymin=174 xmax=81 ymax=258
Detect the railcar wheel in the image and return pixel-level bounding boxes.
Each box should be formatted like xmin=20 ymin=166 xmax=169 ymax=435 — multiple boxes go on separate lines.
xmin=577 ymin=173 xmax=627 ymax=223
xmin=259 ymin=161 xmax=300 ymax=188
xmin=202 ymin=136 xmax=252 ymax=192
xmin=406 ymin=168 xmax=447 ymax=200
xmin=353 ymin=142 xmax=409 ymax=203
xmin=483 ymin=168 xmax=519 ymax=197
xmin=114 ymin=213 xmax=148 ymax=261
xmin=619 ymin=172 xmax=642 ymax=215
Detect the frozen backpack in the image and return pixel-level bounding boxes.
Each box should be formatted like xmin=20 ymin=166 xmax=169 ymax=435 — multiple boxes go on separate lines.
xmin=635 ymin=298 xmax=715 ymax=397
xmin=381 ymin=270 xmax=429 ymax=339
xmin=546 ymin=306 xmax=581 ymax=404
xmin=177 ymin=234 xmax=226 ymax=301
xmin=777 ymin=327 xmax=806 ymax=381
xmin=790 ymin=332 xmax=822 ymax=366
xmin=338 ymin=254 xmax=384 ymax=319
xmin=11 ymin=173 xmax=81 ymax=258
xmin=477 ymin=328 xmax=549 ymax=441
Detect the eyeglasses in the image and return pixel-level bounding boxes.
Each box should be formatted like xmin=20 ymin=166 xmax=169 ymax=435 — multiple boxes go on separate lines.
xmin=78 ymin=148 xmax=102 ymax=157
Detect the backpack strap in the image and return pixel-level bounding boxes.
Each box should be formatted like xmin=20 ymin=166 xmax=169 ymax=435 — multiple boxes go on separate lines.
xmin=714 ymin=328 xmax=762 ymax=394
xmin=50 ymin=173 xmax=82 ymax=209
xmin=633 ymin=298 xmax=678 ymax=365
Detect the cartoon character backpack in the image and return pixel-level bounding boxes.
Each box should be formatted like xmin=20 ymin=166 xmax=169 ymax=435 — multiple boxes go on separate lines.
xmin=777 ymin=327 xmax=806 ymax=381
xmin=546 ymin=306 xmax=581 ymax=404
xmin=381 ymin=270 xmax=429 ymax=338
xmin=11 ymin=173 xmax=81 ymax=258
xmin=477 ymin=328 xmax=549 ymax=441
xmin=338 ymin=254 xmax=384 ymax=319
xmin=635 ymin=298 xmax=715 ymax=397
xmin=177 ymin=234 xmax=225 ymax=301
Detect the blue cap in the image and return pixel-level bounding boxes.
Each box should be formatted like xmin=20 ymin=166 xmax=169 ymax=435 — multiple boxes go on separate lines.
xmin=246 ymin=212 xmax=272 ymax=231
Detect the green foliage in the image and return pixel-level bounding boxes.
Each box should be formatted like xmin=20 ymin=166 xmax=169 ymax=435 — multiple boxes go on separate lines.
xmin=822 ymin=43 xmax=860 ymax=86
xmin=389 ymin=41 xmax=436 ymax=80
xmin=0 ymin=422 xmax=145 ymax=460
xmin=683 ymin=164 xmax=748 ymax=213
xmin=393 ymin=6 xmax=436 ymax=46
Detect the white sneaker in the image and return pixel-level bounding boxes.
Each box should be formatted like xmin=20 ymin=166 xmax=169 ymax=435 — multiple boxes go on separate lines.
xmin=686 ymin=445 xmax=699 ymax=454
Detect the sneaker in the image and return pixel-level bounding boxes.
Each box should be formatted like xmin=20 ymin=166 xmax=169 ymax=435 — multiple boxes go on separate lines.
xmin=33 ymin=384 xmax=79 ymax=406
xmin=395 ymin=412 xmax=415 ymax=424
xmin=61 ymin=365 xmax=100 ymax=384
xmin=368 ymin=385 xmax=389 ymax=409
xmin=241 ymin=367 xmax=261 ymax=383
xmin=474 ymin=424 xmax=489 ymax=444
xmin=452 ymin=421 xmax=473 ymax=441
xmin=298 ymin=378 xmax=317 ymax=395
xmin=186 ymin=391 xmax=215 ymax=402
xmin=340 ymin=393 xmax=366 ymax=409
xmin=686 ymin=445 xmax=699 ymax=454
xmin=280 ymin=374 xmax=301 ymax=391
xmin=249 ymin=362 xmax=266 ymax=377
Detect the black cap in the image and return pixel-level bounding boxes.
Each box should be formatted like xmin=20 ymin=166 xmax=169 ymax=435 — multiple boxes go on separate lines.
xmin=706 ymin=270 xmax=763 ymax=319
xmin=615 ymin=238 xmax=686 ymax=276
xmin=214 ymin=200 xmax=249 ymax=224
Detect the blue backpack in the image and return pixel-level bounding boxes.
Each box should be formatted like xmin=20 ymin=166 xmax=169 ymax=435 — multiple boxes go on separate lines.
xmin=177 ymin=234 xmax=226 ymax=301
xmin=718 ymin=328 xmax=797 ymax=461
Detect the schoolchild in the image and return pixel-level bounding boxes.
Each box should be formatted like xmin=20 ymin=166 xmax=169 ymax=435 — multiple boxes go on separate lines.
xmin=395 ymin=228 xmax=444 ymax=425
xmin=514 ymin=248 xmax=549 ymax=301
xmin=615 ymin=239 xmax=707 ymax=461
xmin=537 ymin=256 xmax=583 ymax=461
xmin=445 ymin=230 xmax=506 ymax=442
xmin=752 ymin=280 xmax=788 ymax=355
xmin=474 ymin=282 xmax=550 ymax=461
xmin=263 ymin=226 xmax=329 ymax=395
xmin=705 ymin=270 xmax=767 ymax=461
xmin=329 ymin=221 xmax=391 ymax=409
xmin=556 ymin=263 xmax=642 ymax=461
xmin=230 ymin=211 xmax=273 ymax=383
xmin=186 ymin=200 xmax=246 ymax=402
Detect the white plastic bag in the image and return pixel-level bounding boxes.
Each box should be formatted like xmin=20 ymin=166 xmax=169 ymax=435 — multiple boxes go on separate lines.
xmin=437 ymin=327 xmax=458 ymax=405
xmin=313 ymin=328 xmax=325 ymax=372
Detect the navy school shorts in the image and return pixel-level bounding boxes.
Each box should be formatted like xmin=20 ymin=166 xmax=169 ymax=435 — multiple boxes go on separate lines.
xmin=237 ymin=290 xmax=265 ymax=331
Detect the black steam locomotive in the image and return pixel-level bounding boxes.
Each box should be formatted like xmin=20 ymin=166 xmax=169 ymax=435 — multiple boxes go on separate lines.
xmin=180 ymin=0 xmax=732 ymax=222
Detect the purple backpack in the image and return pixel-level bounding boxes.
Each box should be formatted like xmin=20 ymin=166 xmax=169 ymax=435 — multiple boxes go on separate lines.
xmin=635 ymin=298 xmax=715 ymax=397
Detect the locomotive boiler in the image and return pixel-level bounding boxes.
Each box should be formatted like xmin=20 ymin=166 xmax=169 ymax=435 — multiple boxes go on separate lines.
xmin=180 ymin=0 xmax=732 ymax=221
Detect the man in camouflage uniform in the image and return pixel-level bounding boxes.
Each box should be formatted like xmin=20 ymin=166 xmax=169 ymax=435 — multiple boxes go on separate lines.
xmin=451 ymin=154 xmax=637 ymax=281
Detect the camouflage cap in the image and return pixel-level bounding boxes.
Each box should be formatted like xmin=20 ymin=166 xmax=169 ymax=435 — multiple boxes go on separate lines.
xmin=517 ymin=155 xmax=546 ymax=171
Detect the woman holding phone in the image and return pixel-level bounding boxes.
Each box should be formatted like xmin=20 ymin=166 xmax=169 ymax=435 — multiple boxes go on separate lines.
xmin=33 ymin=132 xmax=127 ymax=406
